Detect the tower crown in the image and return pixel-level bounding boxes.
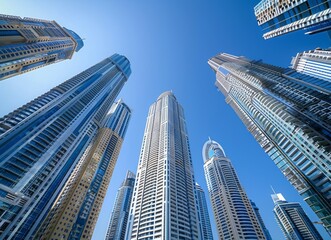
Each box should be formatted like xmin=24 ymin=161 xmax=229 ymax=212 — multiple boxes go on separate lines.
xmin=202 ymin=138 xmax=226 ymax=163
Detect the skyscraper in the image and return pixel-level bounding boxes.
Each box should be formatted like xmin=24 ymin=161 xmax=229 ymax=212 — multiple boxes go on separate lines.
xmin=35 ymin=99 xmax=131 ymax=240
xmin=250 ymin=200 xmax=272 ymax=240
xmin=0 ymin=14 xmax=83 ymax=80
xmin=125 ymin=91 xmax=201 ymax=240
xmin=195 ymin=183 xmax=213 ymax=240
xmin=272 ymin=193 xmax=323 ymax=240
xmin=203 ymin=139 xmax=266 ymax=239
xmin=105 ymin=171 xmax=135 ymax=240
xmin=291 ymin=48 xmax=331 ymax=81
xmin=208 ymin=53 xmax=331 ymax=233
xmin=254 ymin=0 xmax=331 ymax=39
xmin=0 ymin=54 xmax=131 ymax=239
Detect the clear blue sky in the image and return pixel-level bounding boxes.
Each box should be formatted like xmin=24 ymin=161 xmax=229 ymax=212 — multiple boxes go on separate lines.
xmin=1 ymin=1 xmax=330 ymax=239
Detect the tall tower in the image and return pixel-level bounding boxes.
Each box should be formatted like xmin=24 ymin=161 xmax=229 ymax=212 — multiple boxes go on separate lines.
xmin=105 ymin=171 xmax=136 ymax=240
xmin=195 ymin=183 xmax=214 ymax=240
xmin=208 ymin=53 xmax=331 ymax=232
xmin=0 ymin=14 xmax=83 ymax=80
xmin=291 ymin=48 xmax=331 ymax=81
xmin=35 ymin=99 xmax=131 ymax=240
xmin=254 ymin=0 xmax=331 ymax=39
xmin=272 ymin=193 xmax=323 ymax=240
xmin=250 ymin=200 xmax=272 ymax=240
xmin=126 ymin=91 xmax=200 ymax=240
xmin=0 ymin=54 xmax=131 ymax=239
xmin=203 ymin=139 xmax=266 ymax=239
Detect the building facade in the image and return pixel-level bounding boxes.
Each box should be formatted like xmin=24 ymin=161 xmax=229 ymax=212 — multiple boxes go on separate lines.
xmin=254 ymin=0 xmax=331 ymax=39
xmin=125 ymin=91 xmax=201 ymax=240
xmin=195 ymin=183 xmax=213 ymax=240
xmin=0 ymin=54 xmax=131 ymax=239
xmin=291 ymin=48 xmax=331 ymax=82
xmin=105 ymin=171 xmax=136 ymax=240
xmin=272 ymin=193 xmax=323 ymax=240
xmin=208 ymin=53 xmax=331 ymax=233
xmin=0 ymin=14 xmax=83 ymax=80
xmin=35 ymin=99 xmax=131 ymax=240
xmin=203 ymin=139 xmax=266 ymax=239
xmin=250 ymin=200 xmax=272 ymax=240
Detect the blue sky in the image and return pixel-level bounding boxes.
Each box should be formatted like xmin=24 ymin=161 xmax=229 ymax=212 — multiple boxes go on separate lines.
xmin=1 ymin=1 xmax=330 ymax=239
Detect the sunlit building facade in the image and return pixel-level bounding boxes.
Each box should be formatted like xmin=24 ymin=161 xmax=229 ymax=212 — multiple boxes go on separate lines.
xmin=291 ymin=48 xmax=331 ymax=82
xmin=195 ymin=183 xmax=213 ymax=240
xmin=0 ymin=54 xmax=131 ymax=239
xmin=208 ymin=53 xmax=331 ymax=233
xmin=125 ymin=91 xmax=201 ymax=240
xmin=0 ymin=14 xmax=83 ymax=80
xmin=254 ymin=0 xmax=331 ymax=39
xmin=272 ymin=193 xmax=323 ymax=240
xmin=250 ymin=200 xmax=272 ymax=240
xmin=203 ymin=139 xmax=266 ymax=239
xmin=35 ymin=99 xmax=131 ymax=240
xmin=105 ymin=171 xmax=135 ymax=240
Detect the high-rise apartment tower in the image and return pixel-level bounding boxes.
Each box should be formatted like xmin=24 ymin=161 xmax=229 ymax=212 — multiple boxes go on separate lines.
xmin=203 ymin=139 xmax=266 ymax=239
xmin=125 ymin=91 xmax=201 ymax=240
xmin=0 ymin=14 xmax=83 ymax=80
xmin=105 ymin=171 xmax=136 ymax=240
xmin=272 ymin=193 xmax=323 ymax=240
xmin=208 ymin=53 xmax=331 ymax=233
xmin=250 ymin=200 xmax=272 ymax=240
xmin=0 ymin=54 xmax=131 ymax=239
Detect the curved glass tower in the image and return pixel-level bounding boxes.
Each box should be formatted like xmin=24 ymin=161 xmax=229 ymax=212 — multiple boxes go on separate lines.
xmin=203 ymin=139 xmax=266 ymax=239
xmin=0 ymin=54 xmax=130 ymax=239
xmin=125 ymin=91 xmax=200 ymax=240
xmin=0 ymin=14 xmax=84 ymax=80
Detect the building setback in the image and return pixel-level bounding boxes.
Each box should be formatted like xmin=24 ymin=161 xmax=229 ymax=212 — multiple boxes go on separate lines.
xmin=272 ymin=193 xmax=323 ymax=240
xmin=105 ymin=171 xmax=136 ymax=240
xmin=125 ymin=91 xmax=201 ymax=240
xmin=0 ymin=14 xmax=83 ymax=80
xmin=203 ymin=139 xmax=266 ymax=239
xmin=254 ymin=0 xmax=331 ymax=39
xmin=208 ymin=53 xmax=331 ymax=233
xmin=0 ymin=54 xmax=131 ymax=239
xmin=291 ymin=48 xmax=331 ymax=82
xmin=35 ymin=99 xmax=131 ymax=240
xmin=195 ymin=183 xmax=214 ymax=240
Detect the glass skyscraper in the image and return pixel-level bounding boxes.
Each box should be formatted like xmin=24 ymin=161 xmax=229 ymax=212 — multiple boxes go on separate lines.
xmin=195 ymin=183 xmax=213 ymax=240
xmin=203 ymin=139 xmax=266 ymax=239
xmin=105 ymin=171 xmax=135 ymax=240
xmin=272 ymin=193 xmax=323 ymax=240
xmin=0 ymin=14 xmax=83 ymax=80
xmin=35 ymin=99 xmax=131 ymax=240
xmin=291 ymin=48 xmax=331 ymax=82
xmin=0 ymin=54 xmax=131 ymax=239
xmin=254 ymin=0 xmax=331 ymax=39
xmin=125 ymin=91 xmax=201 ymax=240
xmin=250 ymin=200 xmax=272 ymax=240
xmin=208 ymin=53 xmax=331 ymax=233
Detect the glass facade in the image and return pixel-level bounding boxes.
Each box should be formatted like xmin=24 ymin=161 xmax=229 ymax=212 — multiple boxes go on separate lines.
xmin=203 ymin=139 xmax=266 ymax=239
xmin=0 ymin=14 xmax=83 ymax=80
xmin=126 ymin=91 xmax=200 ymax=240
xmin=105 ymin=171 xmax=135 ymax=240
xmin=250 ymin=200 xmax=272 ymax=240
xmin=272 ymin=193 xmax=323 ymax=240
xmin=0 ymin=54 xmax=131 ymax=239
xmin=254 ymin=0 xmax=331 ymax=39
xmin=208 ymin=53 xmax=331 ymax=233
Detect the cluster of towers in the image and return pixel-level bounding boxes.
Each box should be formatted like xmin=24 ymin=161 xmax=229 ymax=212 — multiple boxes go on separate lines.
xmin=0 ymin=0 xmax=330 ymax=239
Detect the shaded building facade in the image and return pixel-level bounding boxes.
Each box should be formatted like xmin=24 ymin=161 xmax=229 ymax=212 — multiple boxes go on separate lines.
xmin=250 ymin=200 xmax=272 ymax=240
xmin=0 ymin=54 xmax=131 ymax=239
xmin=203 ymin=139 xmax=266 ymax=239
xmin=208 ymin=53 xmax=331 ymax=233
xmin=105 ymin=171 xmax=135 ymax=240
xmin=272 ymin=193 xmax=323 ymax=240
xmin=0 ymin=14 xmax=83 ymax=80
